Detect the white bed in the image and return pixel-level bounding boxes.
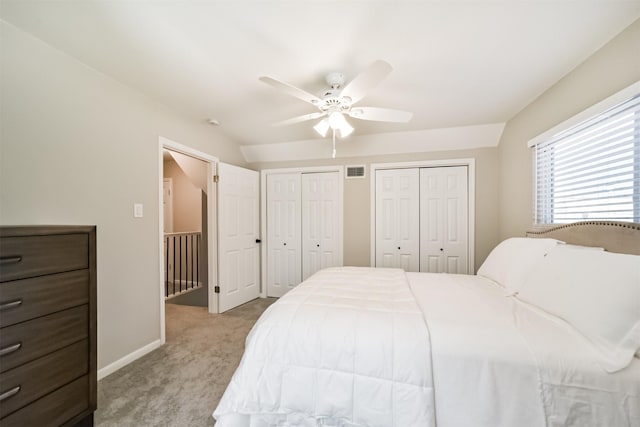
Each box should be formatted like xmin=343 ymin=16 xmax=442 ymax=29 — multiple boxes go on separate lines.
xmin=214 ymin=222 xmax=640 ymax=427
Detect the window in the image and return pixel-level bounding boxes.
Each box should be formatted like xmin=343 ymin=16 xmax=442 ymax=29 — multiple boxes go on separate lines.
xmin=531 ymin=90 xmax=640 ymax=225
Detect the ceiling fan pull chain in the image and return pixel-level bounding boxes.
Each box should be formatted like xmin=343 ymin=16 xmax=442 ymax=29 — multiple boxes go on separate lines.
xmin=332 ymin=129 xmax=337 ymax=158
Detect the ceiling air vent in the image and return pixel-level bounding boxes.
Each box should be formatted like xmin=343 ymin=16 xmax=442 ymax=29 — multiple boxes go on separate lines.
xmin=346 ymin=165 xmax=366 ymax=179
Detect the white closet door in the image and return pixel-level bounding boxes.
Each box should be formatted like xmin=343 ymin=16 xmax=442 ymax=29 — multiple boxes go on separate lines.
xmin=375 ymin=168 xmax=420 ymax=271
xmin=420 ymin=166 xmax=468 ymax=273
xmin=218 ymin=163 xmax=260 ymax=312
xmin=302 ymin=172 xmax=342 ymax=280
xmin=267 ymin=173 xmax=302 ymax=297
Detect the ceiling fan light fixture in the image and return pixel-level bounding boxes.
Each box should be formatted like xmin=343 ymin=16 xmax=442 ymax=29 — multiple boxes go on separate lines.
xmin=313 ymin=118 xmax=330 ymax=137
xmin=328 ymin=111 xmax=346 ymax=130
xmin=340 ymin=120 xmax=354 ymax=137
xmin=326 ymin=111 xmax=354 ymax=138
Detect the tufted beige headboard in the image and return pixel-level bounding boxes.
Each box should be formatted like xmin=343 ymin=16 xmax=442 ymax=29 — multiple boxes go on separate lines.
xmin=526 ymin=221 xmax=640 ymax=255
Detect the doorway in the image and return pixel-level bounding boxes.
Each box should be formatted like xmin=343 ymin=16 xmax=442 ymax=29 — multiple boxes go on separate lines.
xmin=163 ymin=150 xmax=208 ymax=306
xmin=158 ymin=137 xmax=218 ymax=344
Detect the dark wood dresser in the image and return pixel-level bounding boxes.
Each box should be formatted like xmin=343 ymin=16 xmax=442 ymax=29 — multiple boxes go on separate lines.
xmin=0 ymin=226 xmax=96 ymax=426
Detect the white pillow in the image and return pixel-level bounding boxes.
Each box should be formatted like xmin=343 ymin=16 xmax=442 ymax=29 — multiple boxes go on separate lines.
xmin=518 ymin=245 xmax=640 ymax=373
xmin=477 ymin=237 xmax=562 ymax=292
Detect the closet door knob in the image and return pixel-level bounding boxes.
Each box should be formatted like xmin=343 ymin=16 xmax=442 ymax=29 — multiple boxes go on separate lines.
xmin=283 ymin=243 xmax=287 ymax=246
xmin=397 ymin=247 xmax=401 ymax=250
xmin=316 ymin=244 xmax=320 ymax=247
xmin=440 ymin=248 xmax=443 ymax=252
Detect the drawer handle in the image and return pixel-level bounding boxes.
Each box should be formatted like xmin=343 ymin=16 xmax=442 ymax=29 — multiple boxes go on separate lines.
xmin=0 ymin=386 xmax=20 ymax=402
xmin=0 ymin=256 xmax=22 ymax=265
xmin=0 ymin=343 xmax=22 ymax=357
xmin=0 ymin=299 xmax=23 ymax=311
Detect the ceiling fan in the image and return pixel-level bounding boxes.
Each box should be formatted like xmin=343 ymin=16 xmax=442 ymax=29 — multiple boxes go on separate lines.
xmin=259 ymin=60 xmax=413 ymax=142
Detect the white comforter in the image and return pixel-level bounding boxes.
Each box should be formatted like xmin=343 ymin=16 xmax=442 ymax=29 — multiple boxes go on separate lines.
xmin=214 ymin=267 xmax=640 ymax=427
xmin=214 ymin=267 xmax=435 ymax=427
xmin=407 ymin=272 xmax=640 ymax=427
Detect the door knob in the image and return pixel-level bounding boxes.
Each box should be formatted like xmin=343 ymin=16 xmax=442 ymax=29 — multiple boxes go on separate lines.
xmin=397 ymin=247 xmax=401 ymax=250
xmin=255 ymin=239 xmax=261 ymax=243
xmin=316 ymin=244 xmax=320 ymax=247
xmin=284 ymin=242 xmax=287 ymax=246
xmin=440 ymin=248 xmax=443 ymax=252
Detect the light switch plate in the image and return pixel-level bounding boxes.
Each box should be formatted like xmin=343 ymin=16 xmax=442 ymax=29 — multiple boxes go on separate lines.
xmin=134 ymin=203 xmax=143 ymax=218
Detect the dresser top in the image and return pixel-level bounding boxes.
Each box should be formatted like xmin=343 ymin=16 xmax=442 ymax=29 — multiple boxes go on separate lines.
xmin=0 ymin=226 xmax=96 ymax=238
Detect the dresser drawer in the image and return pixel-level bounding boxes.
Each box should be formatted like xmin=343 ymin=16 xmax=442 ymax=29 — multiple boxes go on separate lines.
xmin=0 ymin=270 xmax=89 ymax=328
xmin=0 ymin=306 xmax=88 ymax=373
xmin=0 ymin=375 xmax=90 ymax=427
xmin=0 ymin=234 xmax=88 ymax=282
xmin=0 ymin=340 xmax=88 ymax=418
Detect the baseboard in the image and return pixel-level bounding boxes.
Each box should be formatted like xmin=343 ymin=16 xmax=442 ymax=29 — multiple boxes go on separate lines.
xmin=98 ymin=339 xmax=162 ymax=380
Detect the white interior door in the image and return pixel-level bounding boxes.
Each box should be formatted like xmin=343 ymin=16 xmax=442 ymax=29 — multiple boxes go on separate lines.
xmin=420 ymin=166 xmax=468 ymax=273
xmin=218 ymin=163 xmax=260 ymax=312
xmin=302 ymin=172 xmax=342 ymax=280
xmin=267 ymin=173 xmax=302 ymax=297
xmin=375 ymin=168 xmax=420 ymax=271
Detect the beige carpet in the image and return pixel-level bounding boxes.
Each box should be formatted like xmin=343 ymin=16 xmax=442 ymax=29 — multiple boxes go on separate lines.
xmin=95 ymin=298 xmax=276 ymax=427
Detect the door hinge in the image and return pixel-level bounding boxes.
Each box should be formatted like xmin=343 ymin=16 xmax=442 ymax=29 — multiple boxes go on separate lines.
xmin=214 ymin=285 xmax=220 ymax=293
xmin=213 ymin=175 xmax=219 ymax=183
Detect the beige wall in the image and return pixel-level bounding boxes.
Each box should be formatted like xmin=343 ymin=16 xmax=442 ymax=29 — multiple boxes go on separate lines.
xmin=163 ymin=157 xmax=203 ymax=232
xmin=498 ymin=19 xmax=640 ymax=239
xmin=250 ymin=147 xmax=500 ymax=271
xmin=0 ymin=22 xmax=246 ymax=371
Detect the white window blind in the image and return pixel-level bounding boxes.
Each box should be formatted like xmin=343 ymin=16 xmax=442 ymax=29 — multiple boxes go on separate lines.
xmin=533 ymin=94 xmax=640 ymax=224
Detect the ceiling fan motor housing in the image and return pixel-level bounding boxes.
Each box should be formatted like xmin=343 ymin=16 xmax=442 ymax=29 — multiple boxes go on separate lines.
xmin=325 ymin=72 xmax=345 ymax=89
xmin=320 ymin=73 xmax=352 ymax=113
xmin=319 ymin=97 xmax=352 ymax=113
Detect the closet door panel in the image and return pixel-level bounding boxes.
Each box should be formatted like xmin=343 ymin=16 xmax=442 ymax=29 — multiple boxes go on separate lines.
xmin=420 ymin=169 xmax=445 ymax=272
xmin=426 ymin=255 xmax=441 ymax=272
xmin=375 ymin=168 xmax=419 ymax=271
xmin=267 ymin=173 xmax=302 ymax=297
xmin=420 ymin=166 xmax=468 ymax=274
xmin=302 ymin=172 xmax=341 ymax=280
xmin=443 ymin=166 xmax=468 ymax=273
xmin=447 ymin=256 xmax=461 ymax=274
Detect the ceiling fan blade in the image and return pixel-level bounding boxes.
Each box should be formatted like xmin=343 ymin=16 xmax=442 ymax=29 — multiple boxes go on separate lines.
xmin=348 ymin=107 xmax=413 ymax=123
xmin=259 ymin=76 xmax=322 ymax=105
xmin=340 ymin=60 xmax=393 ymax=104
xmin=272 ymin=112 xmax=326 ymax=127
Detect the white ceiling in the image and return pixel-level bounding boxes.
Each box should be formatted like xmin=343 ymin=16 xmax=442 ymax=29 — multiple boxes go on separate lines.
xmin=2 ymin=1 xmax=639 ymax=152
